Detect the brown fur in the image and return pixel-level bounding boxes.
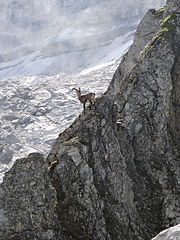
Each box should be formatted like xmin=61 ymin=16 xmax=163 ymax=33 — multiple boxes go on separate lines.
xmin=72 ymin=88 xmax=95 ymax=110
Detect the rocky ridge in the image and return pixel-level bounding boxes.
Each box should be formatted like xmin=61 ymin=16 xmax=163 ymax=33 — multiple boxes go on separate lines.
xmin=0 ymin=0 xmax=180 ymax=239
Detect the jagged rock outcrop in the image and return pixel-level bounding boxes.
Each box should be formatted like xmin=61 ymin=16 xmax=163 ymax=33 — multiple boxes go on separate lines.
xmin=47 ymin=0 xmax=180 ymax=238
xmin=46 ymin=0 xmax=180 ymax=238
xmin=107 ymin=7 xmax=164 ymax=95
xmin=0 ymin=0 xmax=180 ymax=239
xmin=152 ymin=224 xmax=180 ymax=240
xmin=0 ymin=153 xmax=63 ymax=240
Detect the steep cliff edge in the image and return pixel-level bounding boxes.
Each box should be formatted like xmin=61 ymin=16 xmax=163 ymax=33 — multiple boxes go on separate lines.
xmin=0 ymin=0 xmax=180 ymax=239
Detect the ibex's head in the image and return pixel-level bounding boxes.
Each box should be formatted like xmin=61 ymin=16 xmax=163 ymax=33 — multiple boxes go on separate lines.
xmin=72 ymin=88 xmax=81 ymax=93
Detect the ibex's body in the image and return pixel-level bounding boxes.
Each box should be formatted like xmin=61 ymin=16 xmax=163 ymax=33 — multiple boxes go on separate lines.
xmin=72 ymin=88 xmax=95 ymax=110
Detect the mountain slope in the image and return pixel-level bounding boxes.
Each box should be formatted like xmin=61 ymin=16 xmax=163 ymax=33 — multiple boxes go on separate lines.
xmin=0 ymin=0 xmax=165 ymax=180
xmin=0 ymin=60 xmax=121 ymax=182
xmin=0 ymin=0 xmax=165 ymax=79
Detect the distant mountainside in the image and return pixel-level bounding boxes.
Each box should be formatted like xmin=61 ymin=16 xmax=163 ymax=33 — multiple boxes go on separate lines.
xmin=0 ymin=0 xmax=165 ymax=79
xmin=0 ymin=0 xmax=165 ymax=29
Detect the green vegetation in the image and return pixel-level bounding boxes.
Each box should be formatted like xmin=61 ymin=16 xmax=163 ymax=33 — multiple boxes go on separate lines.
xmin=141 ymin=13 xmax=178 ymax=57
xmin=141 ymin=35 xmax=161 ymax=57
xmin=160 ymin=14 xmax=177 ymax=35
xmin=48 ymin=160 xmax=58 ymax=171
xmin=95 ymin=112 xmax=101 ymax=118
xmin=155 ymin=7 xmax=165 ymax=15
xmin=65 ymin=136 xmax=80 ymax=144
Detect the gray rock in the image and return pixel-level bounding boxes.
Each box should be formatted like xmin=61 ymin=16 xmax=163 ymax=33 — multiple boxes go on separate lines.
xmin=0 ymin=153 xmax=63 ymax=239
xmin=0 ymin=148 xmax=13 ymax=164
xmin=47 ymin=0 xmax=180 ymax=239
xmin=1 ymin=0 xmax=180 ymax=239
xmin=152 ymin=225 xmax=180 ymax=240
xmin=107 ymin=7 xmax=163 ymax=96
xmin=165 ymin=0 xmax=180 ymax=14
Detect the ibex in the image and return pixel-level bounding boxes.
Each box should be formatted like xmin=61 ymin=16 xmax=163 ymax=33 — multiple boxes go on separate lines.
xmin=72 ymin=88 xmax=95 ymax=110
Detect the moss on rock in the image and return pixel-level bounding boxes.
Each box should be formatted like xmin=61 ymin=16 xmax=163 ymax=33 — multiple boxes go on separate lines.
xmin=155 ymin=7 xmax=165 ymax=15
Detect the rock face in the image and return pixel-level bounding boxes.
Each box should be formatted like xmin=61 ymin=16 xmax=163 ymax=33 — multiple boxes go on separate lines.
xmin=0 ymin=153 xmax=62 ymax=240
xmin=107 ymin=7 xmax=164 ymax=95
xmin=152 ymin=225 xmax=180 ymax=240
xmin=0 ymin=0 xmax=180 ymax=239
xmin=166 ymin=0 xmax=180 ymax=13
xmin=47 ymin=0 xmax=180 ymax=238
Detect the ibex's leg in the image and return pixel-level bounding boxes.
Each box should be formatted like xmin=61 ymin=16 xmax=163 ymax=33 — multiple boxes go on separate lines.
xmin=89 ymin=100 xmax=92 ymax=110
xmin=83 ymin=101 xmax=86 ymax=110
xmin=91 ymin=95 xmax=95 ymax=109
xmin=90 ymin=100 xmax=95 ymax=110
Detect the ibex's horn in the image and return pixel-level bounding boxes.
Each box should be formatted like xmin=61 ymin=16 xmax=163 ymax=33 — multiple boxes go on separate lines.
xmin=72 ymin=88 xmax=78 ymax=92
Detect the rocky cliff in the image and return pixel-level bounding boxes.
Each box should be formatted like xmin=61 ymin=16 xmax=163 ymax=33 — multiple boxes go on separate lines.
xmin=0 ymin=0 xmax=180 ymax=239
xmin=152 ymin=225 xmax=180 ymax=240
